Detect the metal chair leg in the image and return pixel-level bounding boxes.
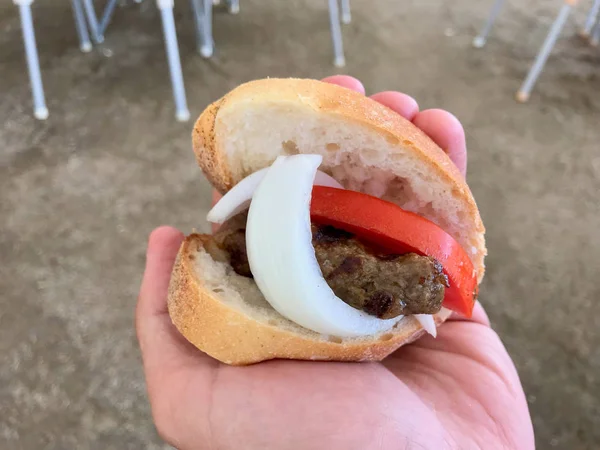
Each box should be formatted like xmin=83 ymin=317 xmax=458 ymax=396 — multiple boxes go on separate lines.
xmin=227 ymin=0 xmax=239 ymax=14
xmin=157 ymin=0 xmax=190 ymax=121
xmin=82 ymin=0 xmax=103 ymax=43
xmin=340 ymin=0 xmax=351 ymax=24
xmin=190 ymin=0 xmax=204 ymax=55
xmin=516 ymin=1 xmax=575 ymax=103
xmin=590 ymin=19 xmax=600 ymax=46
xmin=190 ymin=0 xmax=214 ymax=57
xmin=14 ymin=0 xmax=48 ymax=120
xmin=98 ymin=0 xmax=119 ymax=39
xmin=201 ymin=0 xmax=214 ymax=57
xmin=71 ymin=0 xmax=92 ymax=52
xmin=473 ymin=0 xmax=507 ymax=48
xmin=327 ymin=0 xmax=345 ymax=67
xmin=580 ymin=0 xmax=600 ymax=38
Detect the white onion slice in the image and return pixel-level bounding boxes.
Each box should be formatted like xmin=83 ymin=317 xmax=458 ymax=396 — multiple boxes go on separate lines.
xmin=207 ymin=163 xmax=342 ymax=224
xmin=415 ymin=314 xmax=437 ymax=338
xmin=245 ymin=154 xmax=402 ymax=337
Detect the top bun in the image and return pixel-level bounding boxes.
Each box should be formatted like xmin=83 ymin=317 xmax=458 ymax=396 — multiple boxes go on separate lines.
xmin=193 ymin=78 xmax=485 ymax=277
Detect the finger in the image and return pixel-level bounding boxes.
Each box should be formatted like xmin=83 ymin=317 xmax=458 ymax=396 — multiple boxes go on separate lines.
xmin=412 ymin=109 xmax=467 ymax=176
xmin=137 ymin=227 xmax=218 ymax=447
xmin=321 ymin=75 xmax=366 ymax=94
xmin=370 ymin=91 xmax=419 ymax=121
xmin=138 ymin=226 xmax=184 ymax=318
xmin=211 ymin=190 xmax=222 ymax=233
xmin=212 ymin=190 xmax=222 ymax=206
xmin=447 ymin=301 xmax=490 ymax=327
xmin=136 ymin=227 xmax=211 ymax=373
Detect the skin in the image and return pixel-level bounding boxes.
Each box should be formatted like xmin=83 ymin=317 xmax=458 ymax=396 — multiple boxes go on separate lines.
xmin=136 ymin=76 xmax=535 ymax=450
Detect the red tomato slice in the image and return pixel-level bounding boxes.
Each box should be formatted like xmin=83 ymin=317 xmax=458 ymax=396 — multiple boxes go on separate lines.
xmin=310 ymin=186 xmax=477 ymax=318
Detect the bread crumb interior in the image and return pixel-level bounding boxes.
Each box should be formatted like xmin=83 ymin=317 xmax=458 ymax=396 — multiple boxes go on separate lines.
xmin=194 ymin=247 xmax=405 ymax=343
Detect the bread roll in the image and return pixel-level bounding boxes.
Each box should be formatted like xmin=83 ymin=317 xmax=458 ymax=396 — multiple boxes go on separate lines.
xmin=168 ymin=78 xmax=486 ymax=365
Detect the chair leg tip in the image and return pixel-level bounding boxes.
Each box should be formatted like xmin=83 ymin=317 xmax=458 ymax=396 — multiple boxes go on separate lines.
xmin=515 ymin=91 xmax=529 ymax=103
xmin=472 ymin=36 xmax=486 ymax=48
xmin=80 ymin=42 xmax=92 ymax=52
xmin=341 ymin=13 xmax=351 ymax=24
xmin=200 ymin=45 xmax=214 ymax=58
xmin=578 ymin=30 xmax=590 ymax=39
xmin=34 ymin=107 xmax=49 ymax=120
xmin=334 ymin=56 xmax=346 ymax=67
xmin=229 ymin=4 xmax=239 ymax=14
xmin=176 ymin=110 xmax=190 ymax=122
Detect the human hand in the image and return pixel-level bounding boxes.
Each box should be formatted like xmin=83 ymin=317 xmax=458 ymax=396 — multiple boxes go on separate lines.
xmin=136 ymin=76 xmax=535 ymax=450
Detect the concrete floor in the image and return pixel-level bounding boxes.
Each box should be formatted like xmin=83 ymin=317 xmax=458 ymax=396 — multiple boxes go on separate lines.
xmin=1 ymin=0 xmax=599 ymax=448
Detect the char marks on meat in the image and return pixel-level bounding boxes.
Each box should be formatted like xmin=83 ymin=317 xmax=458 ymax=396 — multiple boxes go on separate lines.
xmin=209 ymin=213 xmax=448 ymax=319
xmin=311 ymin=224 xmax=447 ymax=318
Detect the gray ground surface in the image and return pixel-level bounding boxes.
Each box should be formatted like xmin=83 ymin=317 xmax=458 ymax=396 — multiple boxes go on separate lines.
xmin=1 ymin=0 xmax=599 ymax=448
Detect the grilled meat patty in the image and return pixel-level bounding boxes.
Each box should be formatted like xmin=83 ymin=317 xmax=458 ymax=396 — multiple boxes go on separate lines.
xmin=208 ymin=213 xmax=448 ymax=319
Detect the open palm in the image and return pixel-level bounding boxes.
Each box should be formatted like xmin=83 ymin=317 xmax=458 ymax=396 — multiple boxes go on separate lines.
xmin=136 ymin=76 xmax=534 ymax=450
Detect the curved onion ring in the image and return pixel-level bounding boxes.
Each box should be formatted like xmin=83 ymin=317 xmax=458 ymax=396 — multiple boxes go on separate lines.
xmin=207 ymin=163 xmax=342 ymax=224
xmin=415 ymin=314 xmax=437 ymax=337
xmin=245 ymin=155 xmax=402 ymax=337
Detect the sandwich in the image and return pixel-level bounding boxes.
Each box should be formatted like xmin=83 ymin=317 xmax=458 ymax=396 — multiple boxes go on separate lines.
xmin=167 ymin=78 xmax=486 ymax=365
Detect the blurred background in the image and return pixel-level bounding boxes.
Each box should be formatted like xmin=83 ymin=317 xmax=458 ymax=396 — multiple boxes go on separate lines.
xmin=1 ymin=0 xmax=599 ymax=448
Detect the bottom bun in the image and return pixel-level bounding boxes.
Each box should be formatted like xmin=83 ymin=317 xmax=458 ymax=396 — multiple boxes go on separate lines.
xmin=167 ymin=234 xmax=453 ymax=365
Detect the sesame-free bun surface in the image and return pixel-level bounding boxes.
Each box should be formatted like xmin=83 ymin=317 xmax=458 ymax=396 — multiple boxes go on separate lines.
xmin=168 ymin=78 xmax=486 ymax=365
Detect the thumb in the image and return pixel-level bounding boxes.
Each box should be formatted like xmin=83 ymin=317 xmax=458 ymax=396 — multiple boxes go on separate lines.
xmin=138 ymin=226 xmax=184 ymax=319
xmin=136 ymin=227 xmax=203 ymax=375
